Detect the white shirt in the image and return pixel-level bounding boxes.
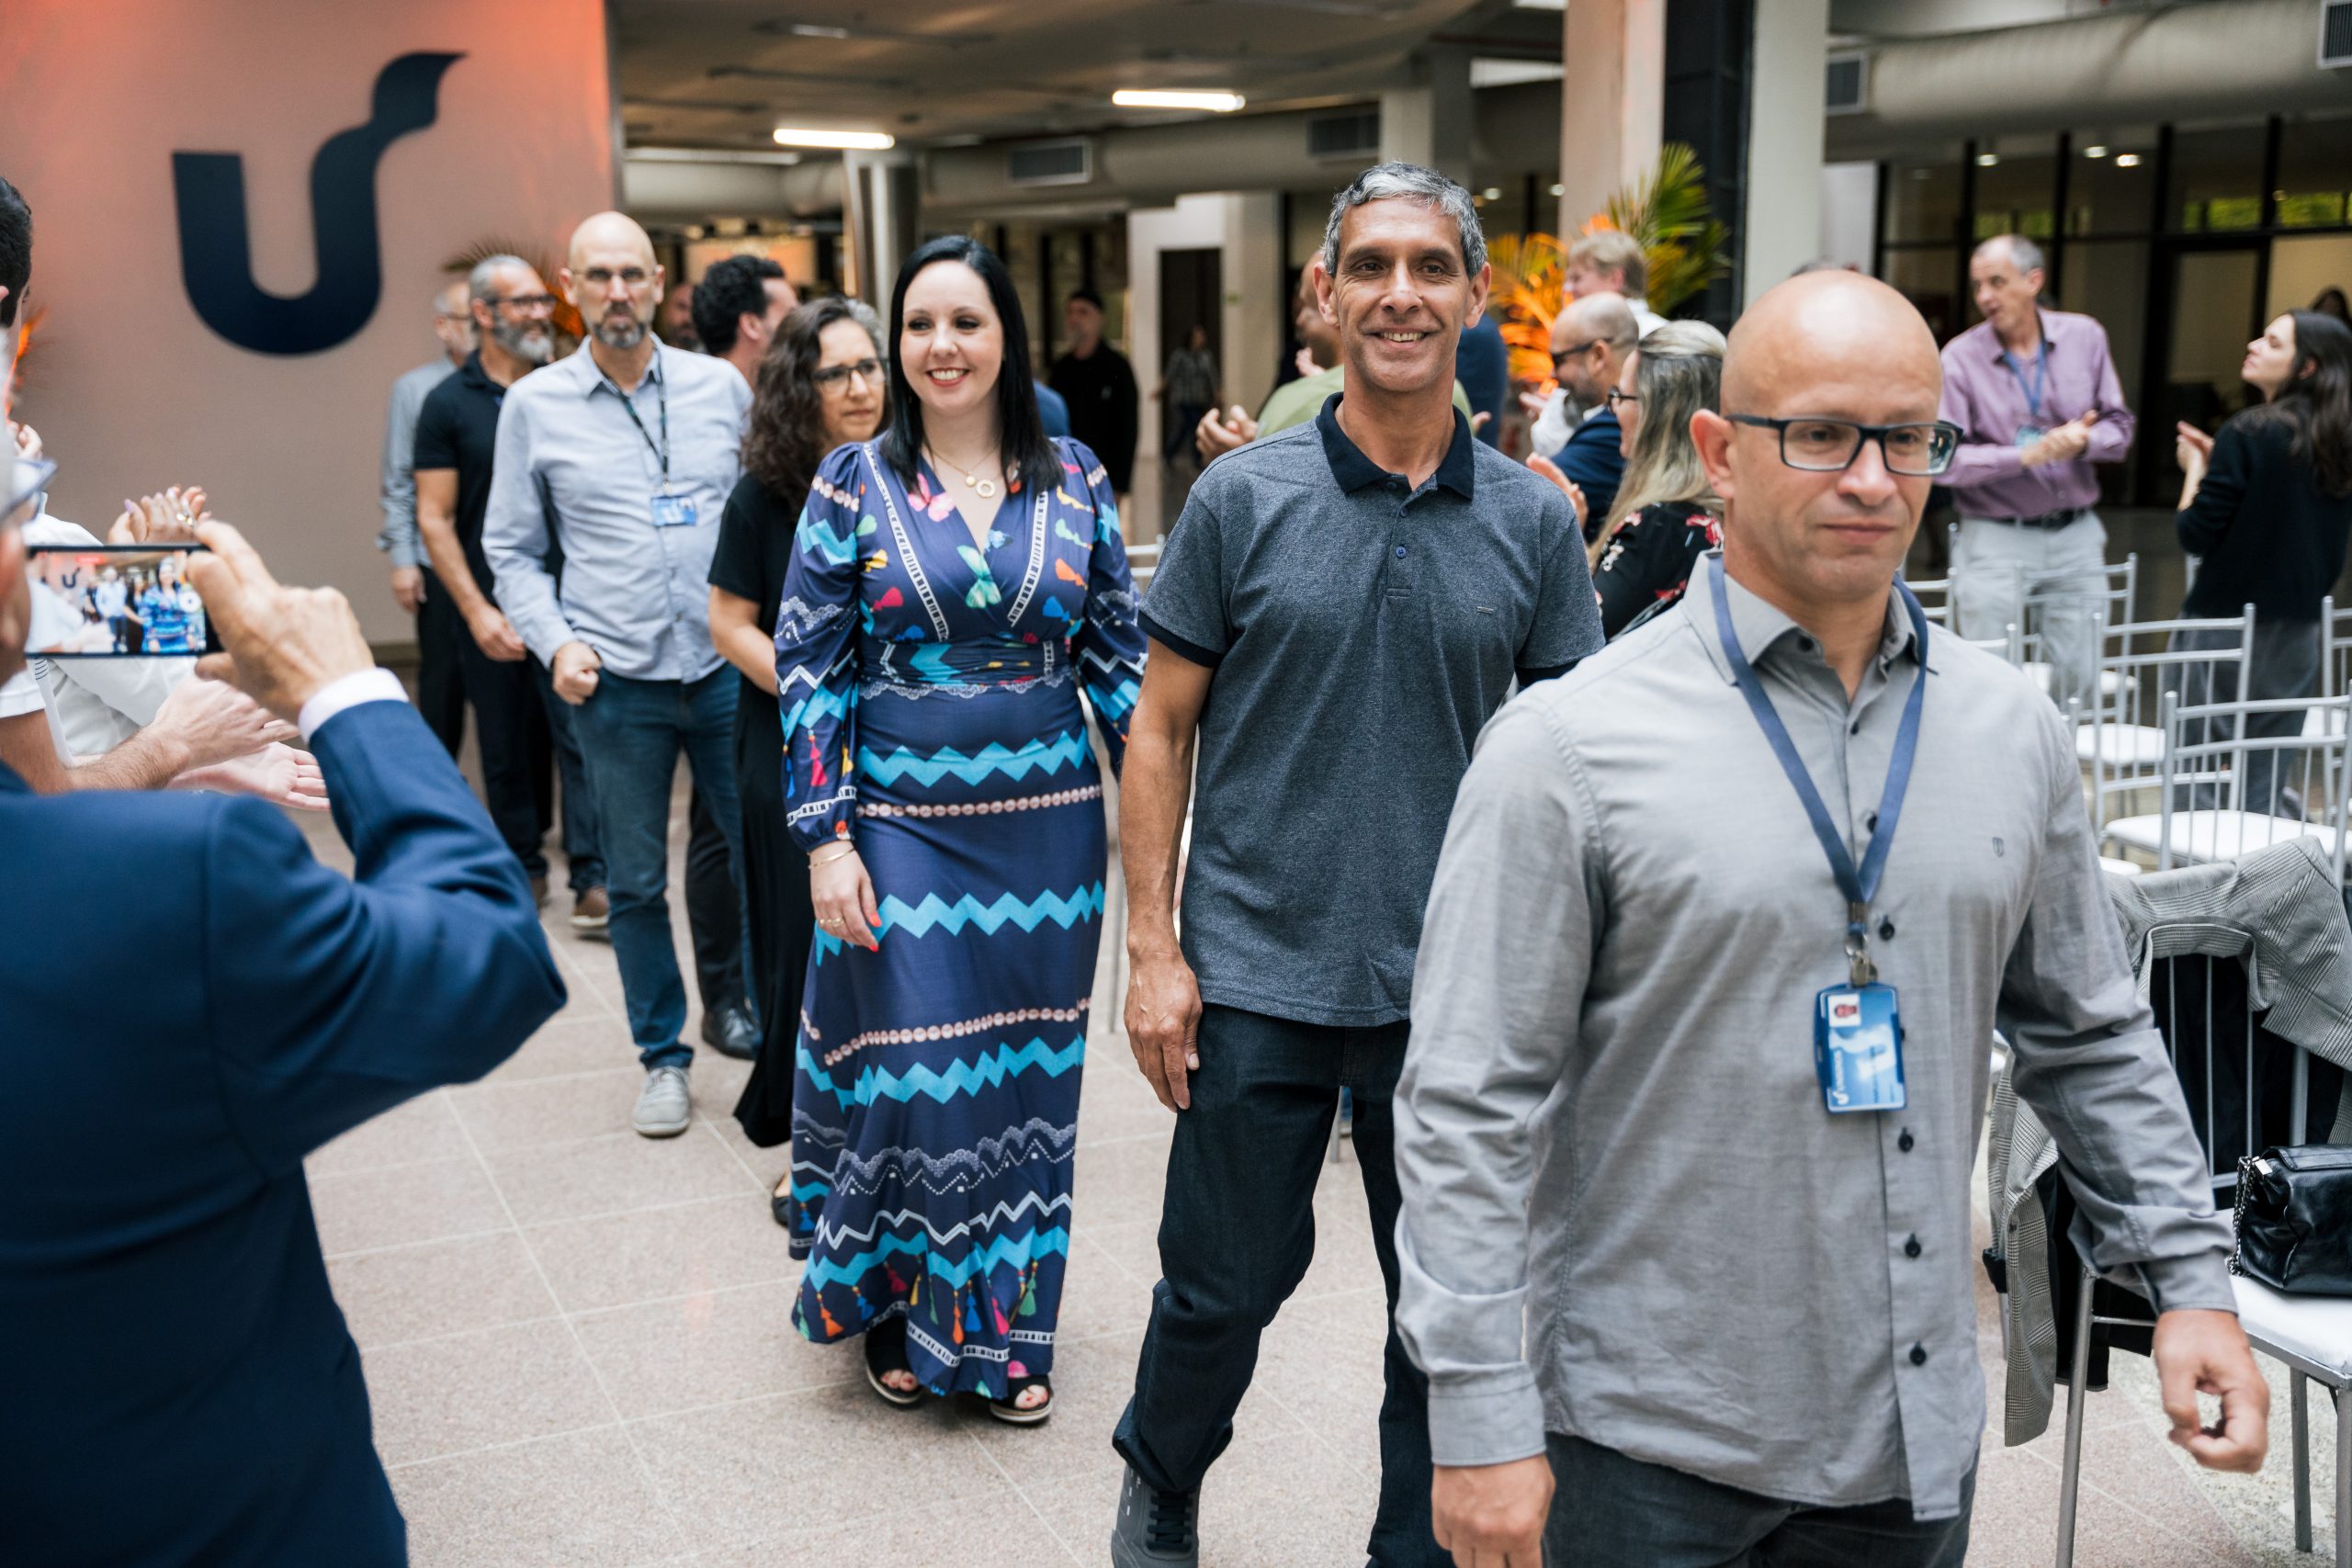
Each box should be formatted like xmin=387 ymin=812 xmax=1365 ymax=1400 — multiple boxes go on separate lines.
xmin=13 ymin=514 xmax=197 ymax=760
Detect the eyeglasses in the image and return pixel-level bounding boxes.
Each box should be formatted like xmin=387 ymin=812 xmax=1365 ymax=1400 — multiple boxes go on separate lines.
xmin=1550 ymin=339 xmax=1600 ymax=369
xmin=495 ymin=293 xmax=559 ymax=312
xmin=1724 ymin=414 xmax=1962 ymax=477
xmin=1605 ymin=388 xmax=1639 ymax=410
xmin=812 ymin=358 xmax=884 ymax=392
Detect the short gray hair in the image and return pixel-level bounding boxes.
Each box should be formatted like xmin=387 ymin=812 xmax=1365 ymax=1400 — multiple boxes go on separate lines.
xmin=1321 ymin=162 xmax=1487 ymax=280
xmin=467 ymin=254 xmax=533 ymax=304
xmin=1974 ymin=233 xmax=2045 ymax=276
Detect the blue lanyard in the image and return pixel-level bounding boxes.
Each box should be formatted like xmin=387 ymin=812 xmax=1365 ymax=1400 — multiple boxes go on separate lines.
xmin=2000 ymin=339 xmax=2050 ymax=424
xmin=1707 ymin=556 xmax=1930 ymax=979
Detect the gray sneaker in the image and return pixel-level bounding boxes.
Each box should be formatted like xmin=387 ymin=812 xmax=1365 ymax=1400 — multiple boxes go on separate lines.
xmin=630 ymin=1066 xmax=691 ymax=1138
xmin=1110 ymin=1464 xmax=1199 ymax=1567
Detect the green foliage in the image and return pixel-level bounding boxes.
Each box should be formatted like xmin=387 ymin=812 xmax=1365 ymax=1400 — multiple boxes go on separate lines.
xmin=1600 ymin=142 xmax=1732 ymax=315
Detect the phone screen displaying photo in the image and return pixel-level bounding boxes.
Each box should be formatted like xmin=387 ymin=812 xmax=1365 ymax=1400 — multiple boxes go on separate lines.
xmin=25 ymin=543 xmax=220 ymax=658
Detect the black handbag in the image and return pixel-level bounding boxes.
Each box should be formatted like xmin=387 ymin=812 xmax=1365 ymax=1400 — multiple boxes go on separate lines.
xmin=2232 ymin=1145 xmax=2352 ymax=1294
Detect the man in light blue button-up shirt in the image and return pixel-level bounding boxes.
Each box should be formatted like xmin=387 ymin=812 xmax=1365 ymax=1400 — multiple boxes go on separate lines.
xmin=483 ymin=212 xmax=754 ymax=1135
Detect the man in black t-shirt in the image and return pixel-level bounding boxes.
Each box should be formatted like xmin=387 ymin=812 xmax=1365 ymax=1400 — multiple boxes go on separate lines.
xmin=1048 ymin=288 xmax=1139 ymax=498
xmin=414 ymin=254 xmax=606 ymax=928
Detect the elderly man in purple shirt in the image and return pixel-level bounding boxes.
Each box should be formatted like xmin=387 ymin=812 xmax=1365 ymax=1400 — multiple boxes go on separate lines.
xmin=1940 ymin=233 xmax=2135 ymax=708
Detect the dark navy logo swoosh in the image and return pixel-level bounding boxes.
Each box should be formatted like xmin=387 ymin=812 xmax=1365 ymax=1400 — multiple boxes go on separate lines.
xmin=173 ymin=51 xmax=463 ymax=356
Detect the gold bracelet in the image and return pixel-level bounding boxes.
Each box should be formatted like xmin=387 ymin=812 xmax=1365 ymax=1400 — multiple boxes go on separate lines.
xmin=808 ymin=842 xmax=857 ymax=869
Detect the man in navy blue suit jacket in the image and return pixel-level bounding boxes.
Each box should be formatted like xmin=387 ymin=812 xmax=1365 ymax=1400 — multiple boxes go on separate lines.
xmin=0 ymin=512 xmax=567 ymax=1566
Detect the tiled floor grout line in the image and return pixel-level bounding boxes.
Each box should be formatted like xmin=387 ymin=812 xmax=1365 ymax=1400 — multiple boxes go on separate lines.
xmin=383 ymin=1417 xmax=628 ymax=1472
xmin=439 ymin=1085 xmax=701 ymax=1547
xmin=962 ymin=1422 xmax=1086 ymax=1565
xmin=322 ymin=1188 xmax=765 ymax=1264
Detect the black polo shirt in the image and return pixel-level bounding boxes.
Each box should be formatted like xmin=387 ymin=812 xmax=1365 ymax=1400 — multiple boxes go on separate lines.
xmin=411 ymin=352 xmax=507 ymax=595
xmin=1139 ymin=392 xmax=1601 ymax=1026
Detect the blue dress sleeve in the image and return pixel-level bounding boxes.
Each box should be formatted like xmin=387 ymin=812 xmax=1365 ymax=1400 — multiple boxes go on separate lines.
xmin=1064 ymin=440 xmax=1148 ymax=776
xmin=775 ymin=445 xmax=868 ymax=852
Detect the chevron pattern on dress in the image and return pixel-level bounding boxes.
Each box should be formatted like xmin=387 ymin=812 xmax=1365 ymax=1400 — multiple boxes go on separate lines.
xmin=876 ymin=884 xmax=1105 ymax=939
xmin=798 ymin=1033 xmax=1087 ymax=1109
xmin=798 ymin=1224 xmax=1070 ymax=1292
xmin=856 ymin=729 xmax=1091 ymax=787
xmin=786 ymin=1113 xmax=1077 ymax=1201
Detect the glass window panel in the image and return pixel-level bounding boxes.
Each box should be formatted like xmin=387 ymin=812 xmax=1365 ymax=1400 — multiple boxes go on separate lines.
xmin=1971 ymin=137 xmax=2059 ymax=243
xmin=2064 ymin=130 xmax=2158 ymax=235
xmin=1883 ymin=149 xmax=1964 ymax=244
xmin=2268 ymin=232 xmax=2352 ymax=319
xmin=2277 ymin=115 xmax=2352 ymax=230
xmin=2166 ymin=122 xmax=2267 ymax=232
xmin=1882 ymin=247 xmax=1962 ymax=344
xmin=2054 ymin=240 xmax=2147 ymax=446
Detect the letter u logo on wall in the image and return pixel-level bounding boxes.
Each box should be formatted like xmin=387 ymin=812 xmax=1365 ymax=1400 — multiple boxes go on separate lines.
xmin=173 ymin=51 xmax=463 ymax=356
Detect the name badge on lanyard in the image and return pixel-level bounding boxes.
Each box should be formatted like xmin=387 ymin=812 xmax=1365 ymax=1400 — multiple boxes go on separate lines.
xmin=1708 ymin=555 xmax=1928 ymax=1115
xmin=651 ymin=492 xmax=699 ymax=528
xmin=2006 ymin=339 xmax=2051 ymax=451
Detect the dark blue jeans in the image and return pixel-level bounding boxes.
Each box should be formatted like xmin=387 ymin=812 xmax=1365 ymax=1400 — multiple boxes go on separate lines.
xmin=1543 ymin=1434 xmax=1973 ymax=1567
xmin=567 ymin=667 xmax=745 ymax=1068
xmin=1114 ymin=1005 xmax=1447 ymax=1568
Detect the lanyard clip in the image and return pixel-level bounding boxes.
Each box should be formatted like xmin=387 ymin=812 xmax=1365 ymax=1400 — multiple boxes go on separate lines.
xmin=1845 ymin=905 xmax=1878 ymax=988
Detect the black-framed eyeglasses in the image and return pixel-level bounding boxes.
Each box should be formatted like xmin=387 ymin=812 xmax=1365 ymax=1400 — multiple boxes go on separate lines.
xmin=812 ymin=358 xmax=884 ymax=392
xmin=1605 ymin=388 xmax=1638 ymax=410
xmin=1550 ymin=339 xmax=1600 ymax=370
xmin=1725 ymin=414 xmax=1961 ymax=477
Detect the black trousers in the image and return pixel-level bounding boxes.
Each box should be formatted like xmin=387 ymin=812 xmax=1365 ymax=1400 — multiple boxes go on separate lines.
xmin=729 ymin=712 xmax=817 ymax=1147
xmin=454 ymin=633 xmax=555 ymax=880
xmin=414 ymin=570 xmax=467 ymax=758
xmin=685 ymin=788 xmax=745 ymax=1013
xmin=1114 ymin=1005 xmax=1447 ymax=1568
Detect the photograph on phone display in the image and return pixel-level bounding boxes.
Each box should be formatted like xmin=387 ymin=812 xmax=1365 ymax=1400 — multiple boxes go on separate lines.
xmin=27 ymin=547 xmax=208 ymax=656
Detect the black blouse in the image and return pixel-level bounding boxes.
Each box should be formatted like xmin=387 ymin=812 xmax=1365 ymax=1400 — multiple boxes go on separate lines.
xmin=707 ymin=469 xmax=810 ymax=755
xmin=2177 ymin=413 xmax=2352 ymax=623
xmin=1591 ymin=500 xmax=1722 ymax=639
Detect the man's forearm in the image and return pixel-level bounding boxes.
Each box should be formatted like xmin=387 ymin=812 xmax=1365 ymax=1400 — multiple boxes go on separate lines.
xmin=1118 ymin=723 xmax=1194 ymax=955
xmin=418 ymin=509 xmax=492 ymax=623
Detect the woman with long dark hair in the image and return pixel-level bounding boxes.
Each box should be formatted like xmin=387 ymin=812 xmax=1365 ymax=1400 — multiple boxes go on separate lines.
xmin=772 ymin=236 xmax=1148 ymax=1422
xmin=712 ymin=299 xmax=889 ymax=1188
xmin=2173 ymin=308 xmax=2352 ymax=808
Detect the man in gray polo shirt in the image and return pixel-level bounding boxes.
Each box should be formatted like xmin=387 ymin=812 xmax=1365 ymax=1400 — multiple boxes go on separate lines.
xmin=1108 ymin=163 xmax=1601 ymax=1568
xmin=1396 ymin=271 xmax=2263 ymax=1567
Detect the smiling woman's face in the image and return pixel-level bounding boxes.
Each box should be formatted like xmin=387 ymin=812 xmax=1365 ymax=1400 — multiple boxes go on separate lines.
xmin=899 ymin=261 xmax=1002 ymax=427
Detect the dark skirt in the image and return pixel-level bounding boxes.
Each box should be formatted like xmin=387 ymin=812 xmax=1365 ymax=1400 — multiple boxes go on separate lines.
xmin=729 ymin=699 xmax=818 ymax=1147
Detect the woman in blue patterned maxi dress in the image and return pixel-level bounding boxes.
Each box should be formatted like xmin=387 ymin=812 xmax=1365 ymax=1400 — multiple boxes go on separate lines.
xmin=773 ymin=236 xmax=1146 ymax=1422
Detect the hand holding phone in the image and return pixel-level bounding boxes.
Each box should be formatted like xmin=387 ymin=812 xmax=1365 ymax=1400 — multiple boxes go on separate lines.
xmin=25 ymin=542 xmax=220 ymax=657
xmin=188 ymin=522 xmax=374 ymax=725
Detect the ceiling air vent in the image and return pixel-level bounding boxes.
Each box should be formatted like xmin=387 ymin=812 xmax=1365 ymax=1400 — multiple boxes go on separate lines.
xmin=1006 ymin=139 xmax=1091 ymax=187
xmin=2323 ymin=0 xmax=2352 ymax=68
xmin=1825 ymin=52 xmax=1868 ymax=115
xmin=1307 ymin=108 xmax=1381 ymax=161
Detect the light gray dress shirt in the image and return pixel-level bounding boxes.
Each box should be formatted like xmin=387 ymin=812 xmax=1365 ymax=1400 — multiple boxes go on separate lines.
xmin=378 ymin=358 xmax=457 ymax=570
xmin=1394 ymin=556 xmax=2233 ymax=1520
xmin=481 ymin=342 xmax=752 ymax=681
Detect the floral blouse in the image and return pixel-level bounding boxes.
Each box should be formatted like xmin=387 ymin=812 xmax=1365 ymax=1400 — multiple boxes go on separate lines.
xmin=1592 ymin=499 xmax=1723 ymax=640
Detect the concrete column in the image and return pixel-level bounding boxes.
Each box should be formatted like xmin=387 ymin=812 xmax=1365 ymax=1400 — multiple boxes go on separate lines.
xmin=1741 ymin=0 xmax=1829 ymax=304
xmin=1381 ymin=45 xmax=1474 ymax=186
xmin=842 ymin=150 xmax=921 ymax=305
xmin=1557 ymin=0 xmax=1665 ymax=235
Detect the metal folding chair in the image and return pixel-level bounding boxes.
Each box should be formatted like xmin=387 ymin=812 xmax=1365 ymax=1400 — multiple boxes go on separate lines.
xmin=2022 ymin=555 xmax=2139 ymax=707
xmin=2101 ymin=692 xmax=2352 ymax=877
xmin=2079 ymin=604 xmax=2256 ymax=836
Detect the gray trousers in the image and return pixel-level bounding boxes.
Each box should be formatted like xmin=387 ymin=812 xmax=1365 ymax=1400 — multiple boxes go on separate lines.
xmin=1953 ymin=511 xmax=2108 ymax=709
xmin=1541 ymin=1433 xmax=1972 ymax=1568
xmin=2170 ymin=618 xmax=2324 ymax=813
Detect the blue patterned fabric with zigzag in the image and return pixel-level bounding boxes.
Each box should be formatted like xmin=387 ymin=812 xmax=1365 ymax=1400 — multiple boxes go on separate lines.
xmin=773 ymin=436 xmax=1148 ymax=1400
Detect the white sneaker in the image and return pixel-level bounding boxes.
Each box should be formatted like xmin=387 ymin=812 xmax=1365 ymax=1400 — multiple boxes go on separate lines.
xmin=631 ymin=1066 xmax=691 ymax=1138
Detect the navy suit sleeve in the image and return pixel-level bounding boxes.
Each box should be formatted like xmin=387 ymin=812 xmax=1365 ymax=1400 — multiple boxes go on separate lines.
xmin=202 ymin=700 xmax=566 ymax=1173
xmin=1554 ymin=418 xmax=1627 ymax=525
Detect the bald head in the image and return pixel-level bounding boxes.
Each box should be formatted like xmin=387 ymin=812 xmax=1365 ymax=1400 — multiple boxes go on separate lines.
xmin=1723 ymin=270 xmax=1938 ymax=413
xmin=1550 ymin=289 xmax=1639 ymax=403
xmin=568 ymin=210 xmax=654 ymax=272
xmin=1559 ymin=291 xmax=1637 ymax=352
xmin=562 ymin=211 xmax=663 ymax=355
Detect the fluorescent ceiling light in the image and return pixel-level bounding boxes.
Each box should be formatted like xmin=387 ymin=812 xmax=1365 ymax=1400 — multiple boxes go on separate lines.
xmin=1471 ymin=58 xmax=1563 ymax=88
xmin=1975 ymin=152 xmax=1999 ymax=166
xmin=2114 ymin=153 xmax=2143 ymax=168
xmin=1113 ymin=89 xmax=1245 ymax=112
xmin=2082 ymin=144 xmax=2109 ymax=159
xmin=773 ymin=128 xmax=896 ymax=150
xmin=789 ymin=23 xmax=851 ymax=38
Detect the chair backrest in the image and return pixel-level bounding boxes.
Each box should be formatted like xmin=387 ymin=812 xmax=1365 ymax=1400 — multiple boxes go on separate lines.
xmin=1125 ymin=539 xmax=1159 ymax=592
xmin=1961 ymin=620 xmax=2022 ymax=665
xmin=2018 ymin=556 xmax=2137 ymax=671
xmin=2155 ymin=689 xmax=2352 ymax=875
xmin=2144 ymin=940 xmax=2311 ymax=1193
xmin=2081 ymin=604 xmax=2256 ymax=830
xmin=1904 ymin=574 xmax=1951 ymax=628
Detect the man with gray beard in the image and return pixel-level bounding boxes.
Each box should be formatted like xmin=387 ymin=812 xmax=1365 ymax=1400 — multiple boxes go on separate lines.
xmin=415 ymin=254 xmax=606 ymax=920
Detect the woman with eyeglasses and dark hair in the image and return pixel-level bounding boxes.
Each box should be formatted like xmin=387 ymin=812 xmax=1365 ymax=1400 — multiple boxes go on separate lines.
xmin=771 ymin=235 xmax=1148 ymax=1423
xmin=711 ymin=298 xmax=890 ymax=1190
xmin=2171 ymin=308 xmax=2352 ymax=809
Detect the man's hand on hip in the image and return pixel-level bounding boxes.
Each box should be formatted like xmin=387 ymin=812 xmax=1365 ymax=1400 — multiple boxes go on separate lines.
xmin=2154 ymin=1307 xmax=2268 ymax=1473
xmin=1432 ymin=1455 xmax=1554 ymax=1567
xmin=188 ymin=522 xmax=375 ymax=724
xmin=551 ymin=640 xmax=602 ymax=705
xmin=1123 ymin=942 xmax=1202 ymax=1112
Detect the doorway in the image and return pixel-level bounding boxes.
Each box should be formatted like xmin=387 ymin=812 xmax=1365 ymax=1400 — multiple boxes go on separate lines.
xmin=2144 ymin=244 xmax=2263 ymax=502
xmin=1157 ymin=247 xmax=1223 ymax=509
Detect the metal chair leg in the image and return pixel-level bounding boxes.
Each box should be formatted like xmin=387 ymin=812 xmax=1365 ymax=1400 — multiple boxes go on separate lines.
xmin=2055 ymin=1263 xmax=2097 ymax=1568
xmin=2297 ymin=1371 xmax=2313 ymax=1554
xmin=2335 ymin=1383 xmax=2350 ymax=1568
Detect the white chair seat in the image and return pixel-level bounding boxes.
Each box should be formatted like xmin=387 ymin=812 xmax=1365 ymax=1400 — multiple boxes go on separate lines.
xmin=2235 ymin=1274 xmax=2352 ymax=1382
xmin=2104 ymin=809 xmax=2334 ymax=864
xmin=2026 ymin=661 xmax=2128 ymax=699
xmin=2098 ymin=856 xmax=2143 ymax=877
xmin=2075 ymin=724 xmax=2166 ymax=766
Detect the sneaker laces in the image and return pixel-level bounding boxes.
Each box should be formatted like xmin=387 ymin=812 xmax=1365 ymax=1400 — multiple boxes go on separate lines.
xmin=1144 ymin=1485 xmax=1197 ymax=1554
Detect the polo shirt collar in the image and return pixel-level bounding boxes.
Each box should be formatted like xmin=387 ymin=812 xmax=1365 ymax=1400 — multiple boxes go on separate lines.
xmin=1690 ymin=552 xmax=1926 ymax=681
xmin=572 ymin=339 xmax=665 ymax=397
xmin=456 ymin=351 xmax=496 ymax=392
xmin=1316 ymin=393 xmax=1476 ymax=501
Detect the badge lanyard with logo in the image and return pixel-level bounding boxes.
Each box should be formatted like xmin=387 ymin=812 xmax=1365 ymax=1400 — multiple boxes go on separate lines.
xmin=604 ymin=365 xmax=696 ymax=527
xmin=1708 ymin=555 xmax=1928 ymax=1113
xmin=2004 ymin=339 xmax=2051 ymax=450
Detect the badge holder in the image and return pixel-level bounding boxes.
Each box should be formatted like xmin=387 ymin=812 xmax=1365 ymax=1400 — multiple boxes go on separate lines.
xmin=1814 ymin=903 xmax=1906 ymax=1114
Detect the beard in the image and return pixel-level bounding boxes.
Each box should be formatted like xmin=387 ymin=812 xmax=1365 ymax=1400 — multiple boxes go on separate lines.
xmin=593 ymin=310 xmax=648 ymax=350
xmin=494 ymin=320 xmax=554 ymax=365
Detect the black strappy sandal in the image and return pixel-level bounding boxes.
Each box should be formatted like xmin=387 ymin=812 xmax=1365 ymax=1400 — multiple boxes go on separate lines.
xmin=863 ymin=1317 xmax=923 ymax=1409
xmin=770 ymin=1174 xmax=792 ymax=1230
xmin=987 ymin=1373 xmax=1054 ymax=1426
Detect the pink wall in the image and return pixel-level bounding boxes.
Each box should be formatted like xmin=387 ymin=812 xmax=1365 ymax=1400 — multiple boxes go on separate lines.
xmin=0 ymin=0 xmax=614 ymax=640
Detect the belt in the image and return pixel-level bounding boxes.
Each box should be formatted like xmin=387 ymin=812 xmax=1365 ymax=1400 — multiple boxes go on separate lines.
xmin=1984 ymin=508 xmax=2086 ymax=530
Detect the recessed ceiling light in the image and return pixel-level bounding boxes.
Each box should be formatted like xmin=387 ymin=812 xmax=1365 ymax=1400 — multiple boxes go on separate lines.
xmin=2114 ymin=153 xmax=2143 ymax=168
xmin=773 ymin=128 xmax=896 ymax=150
xmin=1112 ymin=89 xmax=1245 ymax=112
xmin=1482 ymin=187 xmax=1502 ymax=201
xmin=1548 ymin=183 xmax=1565 ymax=197
xmin=1975 ymin=152 xmax=1999 ymax=167
xmin=2083 ymin=144 xmax=2109 ymax=159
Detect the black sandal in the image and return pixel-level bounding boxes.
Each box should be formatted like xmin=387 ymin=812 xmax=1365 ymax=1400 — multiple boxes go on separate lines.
xmin=770 ymin=1174 xmax=792 ymax=1230
xmin=987 ymin=1373 xmax=1054 ymax=1426
xmin=863 ymin=1318 xmax=923 ymax=1409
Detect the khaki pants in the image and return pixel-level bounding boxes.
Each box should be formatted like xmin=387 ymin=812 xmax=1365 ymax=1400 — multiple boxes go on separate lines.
xmin=1953 ymin=511 xmax=2108 ymax=710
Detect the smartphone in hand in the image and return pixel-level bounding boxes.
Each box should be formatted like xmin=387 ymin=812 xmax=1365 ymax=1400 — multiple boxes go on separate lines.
xmin=25 ymin=543 xmax=222 ymax=657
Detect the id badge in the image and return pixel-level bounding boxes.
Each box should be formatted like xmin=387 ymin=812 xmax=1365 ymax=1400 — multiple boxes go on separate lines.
xmin=1815 ymin=983 xmax=1906 ymax=1113
xmin=651 ymin=492 xmax=699 ymax=528
xmin=2014 ymin=424 xmax=2045 ymax=449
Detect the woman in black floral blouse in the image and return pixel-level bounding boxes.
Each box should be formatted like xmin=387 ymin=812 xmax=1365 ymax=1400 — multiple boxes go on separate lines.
xmin=1584 ymin=321 xmax=1727 ymax=638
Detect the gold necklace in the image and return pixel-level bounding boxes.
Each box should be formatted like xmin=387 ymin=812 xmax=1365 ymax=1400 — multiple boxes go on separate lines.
xmin=926 ymin=443 xmax=1002 ymax=500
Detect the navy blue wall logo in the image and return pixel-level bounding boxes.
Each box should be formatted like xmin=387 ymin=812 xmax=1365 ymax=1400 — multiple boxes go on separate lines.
xmin=173 ymin=52 xmax=462 ymax=356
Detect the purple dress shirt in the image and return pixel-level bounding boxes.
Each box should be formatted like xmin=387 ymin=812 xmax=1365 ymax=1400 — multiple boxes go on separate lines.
xmin=1938 ymin=309 xmax=2135 ymax=518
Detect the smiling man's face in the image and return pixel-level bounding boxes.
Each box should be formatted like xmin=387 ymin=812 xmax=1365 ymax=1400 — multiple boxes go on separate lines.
xmin=1319 ymin=197 xmax=1488 ymax=400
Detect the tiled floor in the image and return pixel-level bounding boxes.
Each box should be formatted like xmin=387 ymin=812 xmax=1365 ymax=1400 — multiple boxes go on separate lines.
xmin=295 ymin=755 xmax=2331 ymax=1567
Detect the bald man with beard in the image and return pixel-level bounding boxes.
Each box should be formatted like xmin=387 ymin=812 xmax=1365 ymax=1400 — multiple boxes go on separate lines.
xmin=483 ymin=211 xmax=756 ymax=1140
xmin=1393 ymin=271 xmax=2264 ymax=1567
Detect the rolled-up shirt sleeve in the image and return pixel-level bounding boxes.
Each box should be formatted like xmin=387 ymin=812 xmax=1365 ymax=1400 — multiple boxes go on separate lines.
xmin=2002 ymin=705 xmax=2235 ymax=1314
xmin=1395 ymin=697 xmax=1597 ymax=1466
